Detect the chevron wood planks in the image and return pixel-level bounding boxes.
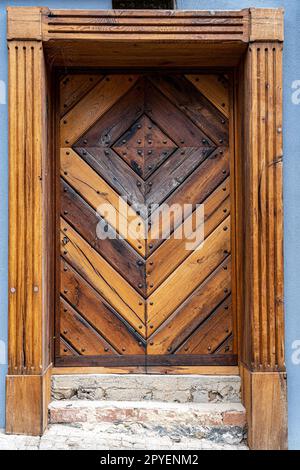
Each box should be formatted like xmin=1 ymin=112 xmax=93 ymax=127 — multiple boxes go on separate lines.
xmin=56 ymin=71 xmax=236 ymax=369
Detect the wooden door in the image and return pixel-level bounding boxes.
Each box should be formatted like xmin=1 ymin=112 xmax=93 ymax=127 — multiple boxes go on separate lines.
xmin=56 ymin=71 xmax=236 ymax=370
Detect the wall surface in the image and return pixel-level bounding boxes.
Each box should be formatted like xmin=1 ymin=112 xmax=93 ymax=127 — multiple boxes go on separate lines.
xmin=0 ymin=0 xmax=299 ymax=449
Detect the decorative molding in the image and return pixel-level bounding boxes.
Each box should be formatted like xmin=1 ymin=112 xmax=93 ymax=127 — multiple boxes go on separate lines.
xmin=242 ymin=43 xmax=284 ymax=373
xmin=42 ymin=9 xmax=250 ymax=42
xmin=7 ymin=40 xmax=52 ymax=435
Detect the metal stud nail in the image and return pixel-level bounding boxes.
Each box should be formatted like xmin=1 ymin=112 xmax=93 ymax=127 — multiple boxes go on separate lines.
xmin=148 ymin=182 xmax=152 ymax=187
xmin=63 ymin=210 xmax=68 ymax=215
xmin=150 ymin=283 xmax=154 ymax=288
xmin=64 ymin=171 xmax=68 ymax=176
xmin=63 ymin=348 xmax=67 ymax=353
xmin=208 ymin=346 xmax=211 ymax=351
xmin=139 ymin=301 xmax=143 ymax=306
xmin=150 ymin=325 xmax=154 ymax=329
xmin=64 ymin=289 xmax=68 ymax=294
xmin=223 ymin=226 xmax=228 ymax=231
xmin=122 ymin=347 xmax=126 ymax=352
xmin=81 ymin=348 xmax=86 ymax=352
xmin=137 ymin=181 xmax=141 ymax=187
xmin=138 ymin=342 xmax=142 ymax=346
xmin=150 ymin=341 xmax=154 ymax=346
xmin=149 ymin=244 xmax=153 ymax=248
xmin=63 ymin=330 xmax=67 ymax=335
xmin=10 ymin=287 xmax=16 ymax=294
xmin=104 ymin=150 xmax=109 ymax=155
xmin=137 ymin=260 xmax=143 ymax=266
xmin=139 ymin=325 xmax=143 ymax=329
xmin=122 ymin=139 xmax=126 ymax=144
xmin=83 ymin=139 xmax=88 ymax=144
xmin=150 ymin=302 xmax=154 ymax=306
xmin=219 ymin=139 xmax=223 ymax=144
xmin=137 ymin=139 xmax=142 ymax=144
xmin=148 ymin=165 xmax=152 ymax=170
xmin=138 ymin=283 xmax=143 ymax=288
xmin=167 ymin=347 xmax=172 ymax=352
xmin=104 ymin=347 xmax=109 ymax=352
xmin=63 ymin=250 xmax=68 ymax=255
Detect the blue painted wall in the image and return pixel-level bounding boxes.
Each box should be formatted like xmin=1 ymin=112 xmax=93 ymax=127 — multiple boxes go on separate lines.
xmin=0 ymin=0 xmax=299 ymax=449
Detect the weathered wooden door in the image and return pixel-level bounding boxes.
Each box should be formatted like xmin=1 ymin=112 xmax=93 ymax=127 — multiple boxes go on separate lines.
xmin=56 ymin=71 xmax=236 ymax=370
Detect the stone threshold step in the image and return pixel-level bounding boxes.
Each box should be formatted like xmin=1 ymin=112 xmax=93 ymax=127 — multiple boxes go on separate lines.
xmin=51 ymin=374 xmax=241 ymax=403
xmin=49 ymin=401 xmax=246 ymax=446
xmin=0 ymin=427 xmax=249 ymax=450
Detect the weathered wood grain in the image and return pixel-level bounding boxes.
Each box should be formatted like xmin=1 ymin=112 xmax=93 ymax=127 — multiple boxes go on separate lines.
xmin=60 ymin=298 xmax=118 ymax=355
xmin=147 ymin=217 xmax=231 ymax=329
xmin=60 ymin=218 xmax=146 ymax=335
xmin=147 ymin=180 xmax=230 ymax=290
xmin=61 ymin=148 xmax=146 ymax=255
xmin=60 ymin=74 xmax=139 ymax=145
xmin=60 ymin=73 xmax=103 ymax=117
xmin=61 ymin=260 xmax=145 ymax=354
xmin=61 ymin=179 xmax=145 ymax=294
xmin=148 ymin=258 xmax=231 ymax=353
xmin=186 ymin=74 xmax=230 ymax=117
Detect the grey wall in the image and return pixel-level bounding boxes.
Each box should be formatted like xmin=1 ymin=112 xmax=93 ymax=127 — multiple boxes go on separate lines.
xmin=0 ymin=0 xmax=299 ymax=449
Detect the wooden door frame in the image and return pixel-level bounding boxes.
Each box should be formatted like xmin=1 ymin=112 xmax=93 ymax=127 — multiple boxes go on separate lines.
xmin=6 ymin=7 xmax=286 ymax=449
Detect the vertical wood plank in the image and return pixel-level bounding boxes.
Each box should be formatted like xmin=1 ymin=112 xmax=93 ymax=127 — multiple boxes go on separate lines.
xmin=7 ymin=40 xmax=51 ymax=435
xmin=243 ymin=43 xmax=284 ymax=372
